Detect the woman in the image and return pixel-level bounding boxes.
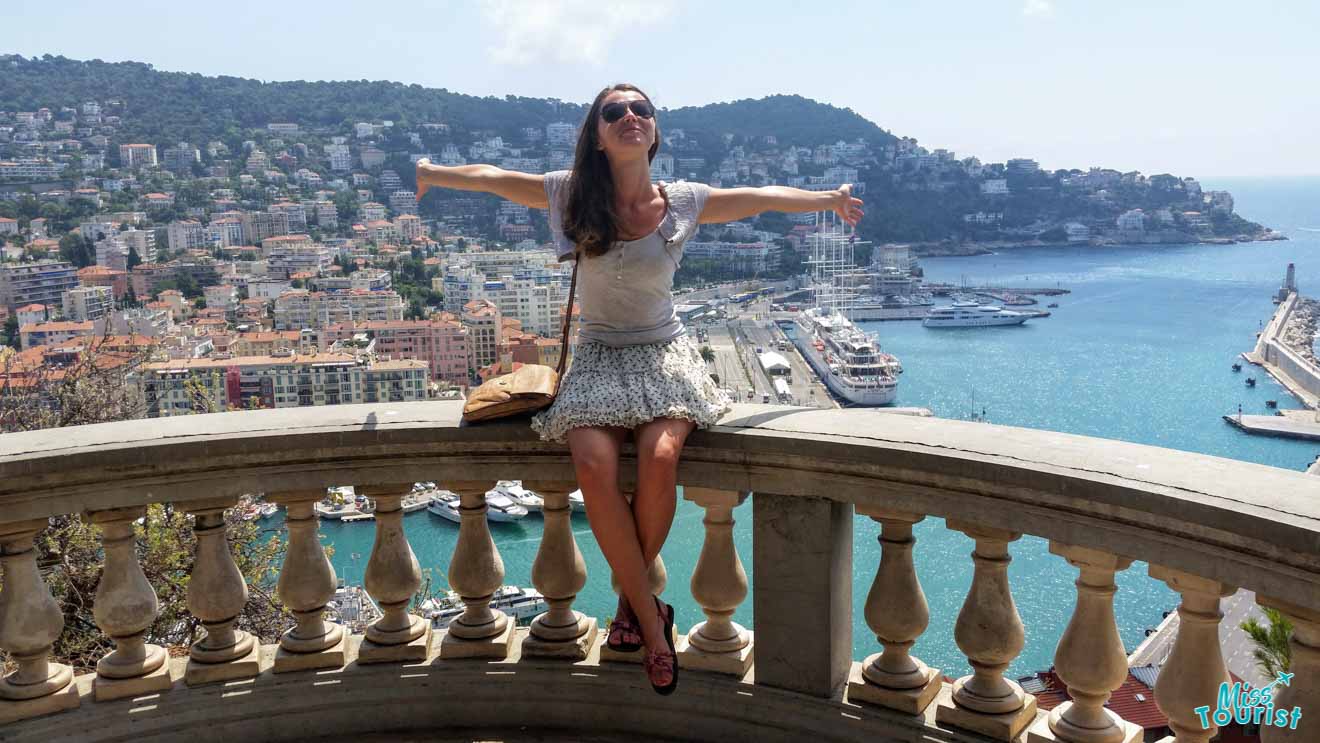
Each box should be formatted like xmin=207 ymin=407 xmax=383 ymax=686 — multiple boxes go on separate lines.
xmin=416 ymin=83 xmax=862 ymax=694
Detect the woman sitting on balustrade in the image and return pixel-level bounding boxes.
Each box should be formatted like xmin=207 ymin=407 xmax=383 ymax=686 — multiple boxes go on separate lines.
xmin=415 ymin=83 xmax=863 ymax=694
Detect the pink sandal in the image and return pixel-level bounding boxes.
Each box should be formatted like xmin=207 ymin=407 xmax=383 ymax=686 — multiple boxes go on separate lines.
xmin=607 ymin=599 xmax=642 ymax=652
xmin=643 ymin=597 xmax=678 ymax=695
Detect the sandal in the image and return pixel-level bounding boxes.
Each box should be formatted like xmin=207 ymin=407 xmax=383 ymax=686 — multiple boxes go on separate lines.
xmin=607 ymin=598 xmax=643 ymax=653
xmin=643 ymin=596 xmax=678 ymax=696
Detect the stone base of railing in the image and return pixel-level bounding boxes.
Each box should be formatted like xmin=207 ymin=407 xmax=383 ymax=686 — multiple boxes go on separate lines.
xmin=1 ymin=631 xmax=1032 ymax=743
xmin=0 ymin=679 xmax=80 ymax=727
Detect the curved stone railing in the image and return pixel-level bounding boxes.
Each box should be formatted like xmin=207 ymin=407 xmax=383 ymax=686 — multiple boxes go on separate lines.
xmin=1 ymin=402 xmax=1317 ymax=742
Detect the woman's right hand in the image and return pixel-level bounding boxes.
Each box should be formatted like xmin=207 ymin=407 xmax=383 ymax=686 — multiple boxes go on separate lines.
xmin=415 ymin=158 xmax=432 ymax=202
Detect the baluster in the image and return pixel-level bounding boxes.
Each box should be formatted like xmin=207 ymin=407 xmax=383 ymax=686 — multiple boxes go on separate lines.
xmin=184 ymin=498 xmax=260 ymax=686
xmin=0 ymin=519 xmax=80 ymax=724
xmin=601 ymin=488 xmax=672 ymax=664
xmin=847 ymin=507 xmax=940 ymax=715
xmin=270 ymin=490 xmax=345 ymax=672
xmin=936 ymin=522 xmax=1038 ymax=741
xmin=522 ymin=480 xmax=598 ymax=659
xmin=1148 ymin=566 xmax=1233 ymax=743
xmin=89 ymin=507 xmax=171 ymax=701
xmin=1027 ymin=544 xmax=1141 ymax=743
xmin=439 ymin=481 xmax=514 ymax=658
xmin=1257 ymin=596 xmax=1316 ymax=743
xmin=677 ymin=487 xmax=753 ymax=676
xmin=358 ymin=484 xmax=431 ymax=663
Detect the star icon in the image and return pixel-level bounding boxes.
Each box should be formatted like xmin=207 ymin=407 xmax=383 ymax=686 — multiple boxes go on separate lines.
xmin=1276 ymin=671 xmax=1294 ymax=687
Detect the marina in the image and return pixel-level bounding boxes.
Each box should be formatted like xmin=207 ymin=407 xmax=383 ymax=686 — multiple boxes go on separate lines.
xmin=253 ymin=178 xmax=1320 ymax=682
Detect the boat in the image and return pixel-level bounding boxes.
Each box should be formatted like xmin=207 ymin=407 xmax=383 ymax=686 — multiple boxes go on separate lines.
xmin=325 ymin=582 xmax=383 ymax=634
xmin=485 ymin=492 xmax=529 ymax=522
xmin=401 ymin=491 xmax=431 ymax=514
xmin=427 ymin=490 xmax=528 ymax=522
xmin=494 ymin=480 xmax=543 ymax=513
xmin=258 ymin=502 xmax=279 ymax=519
xmin=1246 ymin=377 xmax=1257 ymax=387
xmin=420 ymin=585 xmax=548 ymax=629
xmin=427 ymin=492 xmax=462 ymax=523
xmin=1266 ymin=399 xmax=1278 ymax=408
xmin=568 ymin=489 xmax=587 ymax=512
xmin=922 ymin=301 xmax=1031 ymax=328
xmin=1231 ymin=363 xmax=1242 ymax=372
xmin=1047 ymin=302 xmax=1059 ymax=308
xmin=791 ymin=306 xmax=900 ymax=406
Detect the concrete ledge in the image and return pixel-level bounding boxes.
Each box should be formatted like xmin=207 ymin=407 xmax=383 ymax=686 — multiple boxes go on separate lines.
xmin=0 ymin=639 xmax=996 ymax=743
xmin=0 ymin=401 xmax=1318 ymax=610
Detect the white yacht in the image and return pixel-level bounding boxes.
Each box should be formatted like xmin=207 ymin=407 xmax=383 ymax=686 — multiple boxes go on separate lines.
xmin=493 ymin=480 xmax=543 ymax=513
xmin=568 ymin=489 xmax=587 ymax=513
xmin=792 ymin=307 xmax=901 ymax=406
xmin=486 ymin=492 xmax=529 ymax=522
xmin=427 ymin=490 xmax=528 ymax=523
xmin=426 ymin=491 xmax=462 ymax=523
xmin=923 ymin=301 xmax=1031 ymax=328
xmin=420 ymin=585 xmax=549 ymax=629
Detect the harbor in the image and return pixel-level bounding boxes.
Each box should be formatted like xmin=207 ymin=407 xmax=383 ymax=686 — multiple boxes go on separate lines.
xmin=249 ymin=208 xmax=1320 ymax=681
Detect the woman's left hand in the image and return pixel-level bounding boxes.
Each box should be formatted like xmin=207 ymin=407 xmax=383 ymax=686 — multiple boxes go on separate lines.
xmin=833 ymin=184 xmax=864 ymax=226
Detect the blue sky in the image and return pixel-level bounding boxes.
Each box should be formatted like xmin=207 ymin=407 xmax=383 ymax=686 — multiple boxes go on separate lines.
xmin=6 ymin=0 xmax=1317 ymax=177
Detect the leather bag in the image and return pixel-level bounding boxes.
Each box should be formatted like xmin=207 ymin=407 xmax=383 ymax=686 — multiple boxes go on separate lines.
xmin=461 ymin=247 xmax=581 ymax=422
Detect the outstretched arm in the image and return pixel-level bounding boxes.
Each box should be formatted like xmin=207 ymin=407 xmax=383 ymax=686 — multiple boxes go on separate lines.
xmin=700 ymin=184 xmax=864 ymax=227
xmin=415 ymin=159 xmax=549 ymax=209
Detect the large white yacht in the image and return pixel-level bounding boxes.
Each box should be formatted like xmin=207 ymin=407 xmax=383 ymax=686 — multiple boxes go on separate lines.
xmin=923 ymin=301 xmax=1031 ymax=328
xmin=792 ymin=306 xmax=901 ymax=406
xmin=493 ymin=480 xmax=543 ymax=513
xmin=420 ymin=585 xmax=549 ymax=629
xmin=791 ymin=217 xmax=902 ymax=406
xmin=427 ymin=490 xmax=528 ymax=523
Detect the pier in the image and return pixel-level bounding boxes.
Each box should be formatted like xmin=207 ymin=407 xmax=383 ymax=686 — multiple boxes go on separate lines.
xmin=1241 ymin=271 xmax=1320 ymax=409
xmin=1223 ymin=411 xmax=1320 ymax=441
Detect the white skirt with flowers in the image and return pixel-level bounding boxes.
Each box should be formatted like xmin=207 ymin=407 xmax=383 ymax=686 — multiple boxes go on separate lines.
xmin=529 ymin=334 xmax=735 ymax=443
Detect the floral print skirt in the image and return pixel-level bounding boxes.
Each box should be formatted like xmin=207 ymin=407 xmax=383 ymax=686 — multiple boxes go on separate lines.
xmin=530 ymin=334 xmax=735 ymax=443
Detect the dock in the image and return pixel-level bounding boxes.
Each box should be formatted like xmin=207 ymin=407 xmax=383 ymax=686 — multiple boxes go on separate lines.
xmin=1242 ymin=289 xmax=1320 ymax=409
xmin=1223 ymin=412 xmax=1320 ymax=441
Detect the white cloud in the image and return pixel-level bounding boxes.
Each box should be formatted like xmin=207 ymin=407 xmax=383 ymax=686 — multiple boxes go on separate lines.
xmin=1022 ymin=0 xmax=1053 ymax=16
xmin=480 ymin=0 xmax=676 ymax=66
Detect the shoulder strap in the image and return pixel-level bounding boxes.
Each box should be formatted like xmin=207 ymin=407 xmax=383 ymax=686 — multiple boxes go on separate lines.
xmin=555 ymin=248 xmax=581 ymax=378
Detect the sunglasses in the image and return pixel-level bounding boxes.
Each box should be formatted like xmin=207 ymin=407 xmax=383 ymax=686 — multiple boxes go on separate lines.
xmin=600 ymin=99 xmax=656 ymax=124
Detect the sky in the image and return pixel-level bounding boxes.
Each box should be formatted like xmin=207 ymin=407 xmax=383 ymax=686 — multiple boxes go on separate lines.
xmin=6 ymin=0 xmax=1318 ymax=178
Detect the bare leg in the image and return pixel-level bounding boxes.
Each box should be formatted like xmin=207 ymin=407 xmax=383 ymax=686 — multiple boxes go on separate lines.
xmin=565 ymin=425 xmax=664 ymax=651
xmin=633 ymin=417 xmax=695 ymax=563
xmin=630 ymin=417 xmax=696 ymax=649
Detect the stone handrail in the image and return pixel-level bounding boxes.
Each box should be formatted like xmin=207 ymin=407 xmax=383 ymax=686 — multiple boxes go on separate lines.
xmin=0 ymin=401 xmax=1317 ymax=743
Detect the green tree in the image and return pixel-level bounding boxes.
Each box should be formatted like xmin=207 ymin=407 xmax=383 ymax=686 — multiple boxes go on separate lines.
xmin=127 ymin=246 xmax=143 ymax=269
xmin=1 ymin=315 xmax=17 ymax=348
xmin=58 ymin=233 xmax=94 ymax=268
xmin=1241 ymin=608 xmax=1293 ymax=680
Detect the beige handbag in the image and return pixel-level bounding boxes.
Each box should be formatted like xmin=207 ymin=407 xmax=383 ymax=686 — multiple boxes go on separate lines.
xmin=462 ymin=248 xmax=580 ymax=422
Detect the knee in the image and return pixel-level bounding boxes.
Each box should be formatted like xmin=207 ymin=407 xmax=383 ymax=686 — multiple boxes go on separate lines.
xmin=641 ymin=438 xmax=684 ymax=470
xmin=571 ymin=447 xmax=618 ymax=484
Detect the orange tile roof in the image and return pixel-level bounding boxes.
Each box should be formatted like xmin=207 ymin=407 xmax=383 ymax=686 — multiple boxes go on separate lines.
xmin=20 ymin=321 xmax=95 ymax=333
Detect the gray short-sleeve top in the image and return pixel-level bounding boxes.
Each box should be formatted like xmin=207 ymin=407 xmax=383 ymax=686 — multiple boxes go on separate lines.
xmin=543 ymin=170 xmax=711 ymax=347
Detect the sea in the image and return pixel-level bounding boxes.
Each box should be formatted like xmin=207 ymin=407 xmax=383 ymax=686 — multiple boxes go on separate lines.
xmin=254 ymin=175 xmax=1320 ymax=680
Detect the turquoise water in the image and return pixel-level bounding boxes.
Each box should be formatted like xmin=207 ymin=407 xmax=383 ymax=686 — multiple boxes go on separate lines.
xmin=254 ymin=176 xmax=1320 ymax=680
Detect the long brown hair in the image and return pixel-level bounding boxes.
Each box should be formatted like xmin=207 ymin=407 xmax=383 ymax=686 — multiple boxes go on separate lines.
xmin=563 ymin=84 xmax=661 ymax=257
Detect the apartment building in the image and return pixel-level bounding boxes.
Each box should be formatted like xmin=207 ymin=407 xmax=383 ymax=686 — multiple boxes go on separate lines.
xmin=273 ymin=289 xmax=406 ymax=330
xmin=323 ymin=318 xmax=470 ymax=385
xmin=0 ymin=261 xmax=80 ymax=313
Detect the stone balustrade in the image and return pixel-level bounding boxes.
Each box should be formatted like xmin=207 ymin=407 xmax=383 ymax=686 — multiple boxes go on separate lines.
xmin=0 ymin=402 xmax=1317 ymax=742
